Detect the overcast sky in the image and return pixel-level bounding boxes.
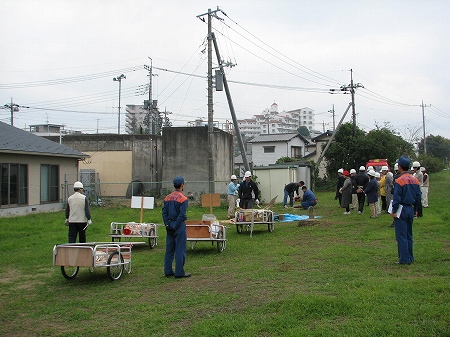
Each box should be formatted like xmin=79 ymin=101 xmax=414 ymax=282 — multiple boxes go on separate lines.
xmin=1 ymin=0 xmax=449 ymax=141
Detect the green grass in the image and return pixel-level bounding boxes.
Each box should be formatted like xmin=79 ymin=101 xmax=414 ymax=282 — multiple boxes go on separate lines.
xmin=1 ymin=171 xmax=449 ymax=336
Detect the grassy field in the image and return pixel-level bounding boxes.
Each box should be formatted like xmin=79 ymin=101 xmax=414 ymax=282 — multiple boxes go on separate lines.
xmin=1 ymin=171 xmax=449 ymax=337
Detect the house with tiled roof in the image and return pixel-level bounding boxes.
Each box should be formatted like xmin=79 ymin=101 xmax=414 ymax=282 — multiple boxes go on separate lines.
xmin=0 ymin=121 xmax=88 ymax=217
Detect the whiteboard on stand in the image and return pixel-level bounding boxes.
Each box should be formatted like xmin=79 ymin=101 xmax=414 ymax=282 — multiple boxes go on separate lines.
xmin=131 ymin=196 xmax=154 ymax=209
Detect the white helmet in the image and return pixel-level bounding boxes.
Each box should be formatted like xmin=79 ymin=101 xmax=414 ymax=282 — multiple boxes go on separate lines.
xmin=375 ymin=172 xmax=381 ymax=178
xmin=350 ymin=169 xmax=356 ymax=174
xmin=359 ymin=165 xmax=366 ymax=171
xmin=337 ymin=168 xmax=344 ymax=173
xmin=73 ymin=181 xmax=83 ymax=189
xmin=394 ymin=163 xmax=399 ymax=171
xmin=367 ymin=166 xmax=374 ymax=171
xmin=230 ymin=175 xmax=237 ymax=180
xmin=420 ymin=167 xmax=426 ymax=172
xmin=244 ymin=171 xmax=252 ymax=178
xmin=368 ymin=170 xmax=376 ymax=177
xmin=412 ymin=161 xmax=420 ymax=168
xmin=381 ymin=166 xmax=388 ymax=171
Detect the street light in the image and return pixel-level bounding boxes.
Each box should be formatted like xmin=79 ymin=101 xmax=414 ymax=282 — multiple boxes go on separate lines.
xmin=113 ymin=74 xmax=126 ymax=134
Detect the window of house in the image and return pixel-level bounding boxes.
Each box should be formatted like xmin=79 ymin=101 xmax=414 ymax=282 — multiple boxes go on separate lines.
xmin=291 ymin=146 xmax=302 ymax=158
xmin=264 ymin=146 xmax=275 ymax=153
xmin=1 ymin=163 xmax=28 ymax=206
xmin=41 ymin=164 xmax=59 ymax=203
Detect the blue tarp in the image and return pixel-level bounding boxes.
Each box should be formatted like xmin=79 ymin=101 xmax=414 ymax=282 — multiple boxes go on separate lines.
xmin=278 ymin=213 xmax=322 ymax=222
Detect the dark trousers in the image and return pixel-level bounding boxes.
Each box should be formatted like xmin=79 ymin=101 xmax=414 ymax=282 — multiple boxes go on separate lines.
xmin=164 ymin=225 xmax=187 ymax=277
xmin=357 ymin=192 xmax=365 ymax=213
xmin=68 ymin=223 xmax=87 ymax=243
xmin=394 ymin=205 xmax=414 ymax=264
xmin=240 ymin=198 xmax=254 ymax=209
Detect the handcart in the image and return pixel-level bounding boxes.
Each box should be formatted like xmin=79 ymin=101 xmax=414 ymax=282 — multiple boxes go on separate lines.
xmin=185 ymin=219 xmax=227 ymax=252
xmin=234 ymin=209 xmax=274 ymax=238
xmin=53 ymin=242 xmax=140 ymax=281
xmin=109 ymin=222 xmax=159 ymax=248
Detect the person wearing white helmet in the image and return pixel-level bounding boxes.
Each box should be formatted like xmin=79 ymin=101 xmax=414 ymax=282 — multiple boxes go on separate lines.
xmin=411 ymin=161 xmax=423 ymax=217
xmin=238 ymin=171 xmax=260 ymax=209
xmin=65 ymin=181 xmax=92 ymax=243
xmin=421 ymin=167 xmax=429 ymax=208
xmin=227 ymin=174 xmax=240 ymax=219
xmin=363 ymin=170 xmax=379 ymax=218
xmin=355 ymin=165 xmax=369 ymax=214
xmin=335 ymin=168 xmax=346 ymax=207
xmin=379 ymin=166 xmax=389 ymax=212
xmin=349 ymin=169 xmax=358 ymax=210
xmin=374 ymin=172 xmax=382 ymax=216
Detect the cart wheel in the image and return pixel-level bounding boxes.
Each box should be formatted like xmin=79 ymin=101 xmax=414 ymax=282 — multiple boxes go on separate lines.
xmin=268 ymin=223 xmax=274 ymax=232
xmin=236 ymin=224 xmax=243 ymax=234
xmin=148 ymin=228 xmax=156 ymax=249
xmin=61 ymin=266 xmax=79 ymax=279
xmin=216 ymin=230 xmax=225 ymax=252
xmin=107 ymin=251 xmax=124 ymax=281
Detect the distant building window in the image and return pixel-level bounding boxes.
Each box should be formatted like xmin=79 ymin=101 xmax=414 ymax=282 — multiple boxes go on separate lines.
xmin=291 ymin=146 xmax=302 ymax=158
xmin=0 ymin=163 xmax=28 ymax=206
xmin=41 ymin=164 xmax=59 ymax=203
xmin=264 ymin=146 xmax=275 ymax=153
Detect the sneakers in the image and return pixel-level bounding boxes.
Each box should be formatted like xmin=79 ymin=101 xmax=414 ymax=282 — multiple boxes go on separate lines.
xmin=358 ymin=211 xmax=362 ymax=215
xmin=343 ymin=212 xmax=350 ymax=215
xmin=284 ymin=205 xmax=288 ymax=209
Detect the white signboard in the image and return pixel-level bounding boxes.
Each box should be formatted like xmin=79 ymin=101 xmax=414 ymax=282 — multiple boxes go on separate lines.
xmin=131 ymin=196 xmax=154 ymax=209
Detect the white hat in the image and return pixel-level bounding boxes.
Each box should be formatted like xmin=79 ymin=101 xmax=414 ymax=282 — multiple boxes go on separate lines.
xmin=394 ymin=163 xmax=399 ymax=170
xmin=244 ymin=171 xmax=252 ymax=178
xmin=350 ymin=169 xmax=356 ymax=174
xmin=367 ymin=166 xmax=374 ymax=171
xmin=412 ymin=161 xmax=420 ymax=168
xmin=359 ymin=165 xmax=366 ymax=171
xmin=420 ymin=167 xmax=425 ymax=172
xmin=375 ymin=172 xmax=381 ymax=178
xmin=338 ymin=168 xmax=344 ymax=173
xmin=73 ymin=181 xmax=83 ymax=189
xmin=368 ymin=170 xmax=376 ymax=177
xmin=381 ymin=166 xmax=388 ymax=171
xmin=230 ymin=175 xmax=237 ymax=180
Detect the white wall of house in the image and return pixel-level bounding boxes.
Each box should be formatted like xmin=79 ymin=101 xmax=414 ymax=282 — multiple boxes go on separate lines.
xmin=251 ymin=136 xmax=306 ymax=166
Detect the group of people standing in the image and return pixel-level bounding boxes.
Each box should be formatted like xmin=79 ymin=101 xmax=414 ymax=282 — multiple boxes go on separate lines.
xmin=336 ymin=161 xmax=429 ymax=220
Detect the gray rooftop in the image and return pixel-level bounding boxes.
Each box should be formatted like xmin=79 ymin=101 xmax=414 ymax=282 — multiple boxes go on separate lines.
xmin=0 ymin=121 xmax=88 ymax=158
xmin=249 ymin=133 xmax=309 ymax=144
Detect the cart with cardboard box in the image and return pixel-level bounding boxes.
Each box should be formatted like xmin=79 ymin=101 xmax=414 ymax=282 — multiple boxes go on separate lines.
xmin=53 ymin=242 xmax=139 ymax=281
xmin=234 ymin=196 xmax=277 ymax=238
xmin=109 ymin=196 xmax=159 ymax=248
xmin=184 ymin=194 xmax=227 ymax=252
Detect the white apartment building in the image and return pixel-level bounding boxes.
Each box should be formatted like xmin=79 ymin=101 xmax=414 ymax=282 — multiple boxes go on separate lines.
xmin=237 ymin=102 xmax=316 ymax=137
xmin=125 ymin=104 xmax=146 ymax=134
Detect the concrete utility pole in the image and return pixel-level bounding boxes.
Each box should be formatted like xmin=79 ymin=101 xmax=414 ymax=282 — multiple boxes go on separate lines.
xmin=197 ymin=7 xmax=223 ymax=193
xmin=328 ymin=104 xmax=336 ymax=131
xmin=4 ymin=98 xmax=19 ymax=126
xmin=421 ymin=100 xmax=430 ymax=154
xmin=144 ymin=60 xmax=159 ymax=134
xmin=331 ymin=69 xmax=363 ymax=136
xmin=113 ymin=74 xmax=126 ymax=134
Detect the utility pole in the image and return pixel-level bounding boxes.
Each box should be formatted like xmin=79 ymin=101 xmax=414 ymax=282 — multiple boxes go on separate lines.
xmin=4 ymin=98 xmax=19 ymax=126
xmin=113 ymin=74 xmax=126 ymax=134
xmin=197 ymin=7 xmax=223 ymax=193
xmin=328 ymin=104 xmax=335 ymax=131
xmin=330 ymin=69 xmax=363 ymax=136
xmin=421 ymin=100 xmax=430 ymax=154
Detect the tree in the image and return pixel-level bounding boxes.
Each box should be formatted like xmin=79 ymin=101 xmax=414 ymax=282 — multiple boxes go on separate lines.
xmin=323 ymin=122 xmax=414 ymax=178
xmin=418 ymin=134 xmax=450 ymax=161
xmin=275 ymin=156 xmax=297 ymax=164
xmin=297 ymin=126 xmax=310 ymax=138
xmin=416 ymin=154 xmax=444 ymax=173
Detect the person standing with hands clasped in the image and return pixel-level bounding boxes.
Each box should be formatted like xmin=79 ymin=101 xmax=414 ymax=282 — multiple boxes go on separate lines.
xmin=163 ymin=176 xmax=190 ymax=278
xmin=238 ymin=171 xmax=260 ymax=209
xmin=65 ymin=181 xmax=92 ymax=243
xmin=390 ymin=156 xmax=421 ymax=265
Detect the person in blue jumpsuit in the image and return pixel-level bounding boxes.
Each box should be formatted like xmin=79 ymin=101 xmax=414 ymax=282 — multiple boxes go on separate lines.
xmin=163 ymin=176 xmax=191 ymax=278
xmin=301 ymin=186 xmax=317 ymax=209
xmin=390 ymin=156 xmax=421 ymax=265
